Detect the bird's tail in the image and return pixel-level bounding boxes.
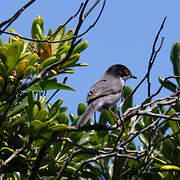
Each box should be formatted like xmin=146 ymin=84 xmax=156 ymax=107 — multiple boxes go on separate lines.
xmin=76 ymin=102 xmax=98 ymax=128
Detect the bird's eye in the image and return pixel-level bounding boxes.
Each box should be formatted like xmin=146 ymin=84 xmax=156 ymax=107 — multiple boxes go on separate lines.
xmin=124 ymin=69 xmax=129 ymax=75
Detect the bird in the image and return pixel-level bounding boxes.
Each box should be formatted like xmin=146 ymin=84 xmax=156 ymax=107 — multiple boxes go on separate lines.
xmin=76 ymin=64 xmax=137 ymax=128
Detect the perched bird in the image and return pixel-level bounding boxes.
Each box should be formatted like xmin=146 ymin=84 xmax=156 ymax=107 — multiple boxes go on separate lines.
xmin=76 ymin=64 xmax=137 ymax=128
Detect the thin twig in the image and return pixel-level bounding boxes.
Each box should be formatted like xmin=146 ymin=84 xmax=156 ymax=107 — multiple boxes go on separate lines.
xmin=48 ymin=3 xmax=84 ymax=40
xmin=120 ymin=17 xmax=167 ymax=110
xmin=0 ymin=0 xmax=105 ymax=45
xmin=0 ymin=0 xmax=36 ymax=33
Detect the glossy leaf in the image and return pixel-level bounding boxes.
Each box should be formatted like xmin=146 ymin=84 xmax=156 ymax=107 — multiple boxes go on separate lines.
xmin=31 ymin=120 xmax=51 ymax=132
xmin=77 ymin=103 xmax=86 ymax=116
xmin=34 ymin=109 xmax=48 ymax=121
xmin=51 ymin=24 xmax=65 ymax=55
xmin=48 ymin=28 xmax=52 ymax=36
xmin=71 ymin=63 xmax=88 ymax=67
xmin=40 ymin=78 xmax=75 ymax=91
xmin=49 ymin=99 xmax=63 ymax=119
xmin=36 ymin=24 xmax=44 ymax=39
xmin=138 ymin=134 xmax=148 ymax=146
xmin=170 ymin=42 xmax=180 ymax=86
xmin=69 ymin=112 xmax=76 ymax=124
xmin=6 ymin=40 xmax=23 ymax=71
xmin=48 ymin=124 xmax=68 ymax=132
xmin=0 ymin=36 xmax=3 ymax=46
xmin=16 ymin=60 xmax=28 ymax=77
xmin=99 ymin=110 xmax=115 ymax=125
xmin=27 ymin=53 xmax=39 ymax=66
xmin=158 ymin=76 xmax=179 ymax=92
xmin=160 ymin=165 xmax=180 ymax=171
xmin=26 ymin=82 xmax=42 ymax=92
xmin=78 ymin=131 xmax=95 ymax=146
xmin=160 ymin=106 xmax=180 ymax=143
xmin=56 ymin=113 xmax=69 ymax=124
xmin=61 ymin=53 xmax=80 ymax=68
xmin=31 ymin=15 xmax=44 ymax=39
xmin=72 ymin=40 xmax=88 ymax=54
xmin=38 ymin=56 xmax=58 ymax=70
xmin=122 ymin=86 xmax=133 ymax=113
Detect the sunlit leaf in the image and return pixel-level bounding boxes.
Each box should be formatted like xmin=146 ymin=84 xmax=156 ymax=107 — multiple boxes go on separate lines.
xmin=40 ymin=77 xmax=75 ymax=91
xmin=6 ymin=40 xmax=23 ymax=71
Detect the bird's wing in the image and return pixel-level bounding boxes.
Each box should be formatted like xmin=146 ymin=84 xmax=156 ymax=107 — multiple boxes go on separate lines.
xmin=86 ymin=79 xmax=121 ymax=104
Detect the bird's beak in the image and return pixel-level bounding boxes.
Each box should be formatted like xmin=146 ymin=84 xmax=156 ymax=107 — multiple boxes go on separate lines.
xmin=130 ymin=75 xmax=137 ymax=79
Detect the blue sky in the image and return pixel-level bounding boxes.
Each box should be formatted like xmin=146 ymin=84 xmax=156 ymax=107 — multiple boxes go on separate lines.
xmin=1 ymin=0 xmax=180 ymax=118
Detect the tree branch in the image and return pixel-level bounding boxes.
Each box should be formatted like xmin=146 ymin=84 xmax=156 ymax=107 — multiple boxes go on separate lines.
xmin=120 ymin=17 xmax=167 ymax=110
xmin=0 ymin=0 xmax=36 ymax=34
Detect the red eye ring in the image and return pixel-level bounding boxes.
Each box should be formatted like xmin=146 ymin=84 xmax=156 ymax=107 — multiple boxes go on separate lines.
xmin=125 ymin=69 xmax=129 ymax=75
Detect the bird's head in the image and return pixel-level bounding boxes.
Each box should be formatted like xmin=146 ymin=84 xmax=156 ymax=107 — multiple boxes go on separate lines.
xmin=106 ymin=64 xmax=137 ymax=81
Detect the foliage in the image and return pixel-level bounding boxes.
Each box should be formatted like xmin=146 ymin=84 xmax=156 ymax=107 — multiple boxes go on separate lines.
xmin=0 ymin=15 xmax=88 ymax=179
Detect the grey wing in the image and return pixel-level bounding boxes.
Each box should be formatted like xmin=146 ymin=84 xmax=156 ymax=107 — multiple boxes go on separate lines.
xmin=86 ymin=79 xmax=121 ymax=104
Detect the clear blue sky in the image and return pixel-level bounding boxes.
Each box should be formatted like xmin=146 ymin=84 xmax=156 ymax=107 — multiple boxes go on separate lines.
xmin=1 ymin=0 xmax=180 ymax=118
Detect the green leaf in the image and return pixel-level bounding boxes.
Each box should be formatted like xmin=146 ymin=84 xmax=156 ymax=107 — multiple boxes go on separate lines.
xmin=56 ymin=45 xmax=70 ymax=58
xmin=69 ymin=112 xmax=77 ymax=124
xmin=70 ymin=63 xmax=88 ymax=67
xmin=61 ymin=53 xmax=80 ymax=68
xmin=36 ymin=24 xmax=44 ymax=39
xmin=27 ymin=53 xmax=39 ymax=67
xmin=40 ymin=96 xmax=46 ymax=109
xmin=158 ymin=76 xmax=179 ymax=92
xmin=6 ymin=40 xmax=23 ymax=71
xmin=48 ymin=124 xmax=68 ymax=132
xmin=122 ymin=86 xmax=133 ymax=113
xmin=61 ymin=69 xmax=74 ymax=74
xmin=34 ymin=109 xmax=48 ymax=121
xmin=49 ymin=99 xmax=63 ymax=119
xmin=26 ymin=82 xmax=43 ymax=92
xmin=60 ymin=29 xmax=75 ymax=47
xmin=56 ymin=112 xmax=69 ymax=124
xmin=40 ymin=77 xmax=75 ymax=91
xmin=72 ymin=40 xmax=88 ymax=54
xmin=99 ymin=110 xmax=115 ymax=125
xmin=0 ymin=61 xmax=7 ymax=76
xmin=160 ymin=165 xmax=180 ymax=171
xmin=174 ymin=102 xmax=180 ymax=112
xmin=0 ymin=36 xmax=3 ymax=46
xmin=77 ymin=102 xmax=86 ymax=116
xmin=31 ymin=120 xmax=49 ymax=131
xmin=0 ymin=103 xmax=8 ymax=114
xmin=138 ymin=134 xmax=148 ymax=146
xmin=38 ymin=56 xmax=58 ymax=70
xmin=51 ymin=24 xmax=66 ymax=55
xmin=170 ymin=42 xmax=180 ymax=86
xmin=48 ymin=28 xmax=52 ymax=36
xmin=0 ymin=147 xmax=14 ymax=153
xmin=160 ymin=106 xmax=180 ymax=143
xmin=31 ymin=15 xmax=44 ymax=39
xmin=78 ymin=131 xmax=94 ymax=146
xmin=9 ymin=28 xmax=20 ymax=37
xmin=7 ymin=97 xmax=28 ymax=117
xmin=0 ymin=46 xmax=7 ymax=64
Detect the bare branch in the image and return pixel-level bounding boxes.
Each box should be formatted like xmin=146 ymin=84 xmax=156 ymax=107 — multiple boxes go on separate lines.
xmin=0 ymin=148 xmax=23 ymax=167
xmin=0 ymin=0 xmax=105 ymax=45
xmin=120 ymin=17 xmax=167 ymax=110
xmin=55 ymin=149 xmax=83 ymax=180
xmin=0 ymin=0 xmax=36 ymax=34
xmin=72 ymin=152 xmax=138 ymax=178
